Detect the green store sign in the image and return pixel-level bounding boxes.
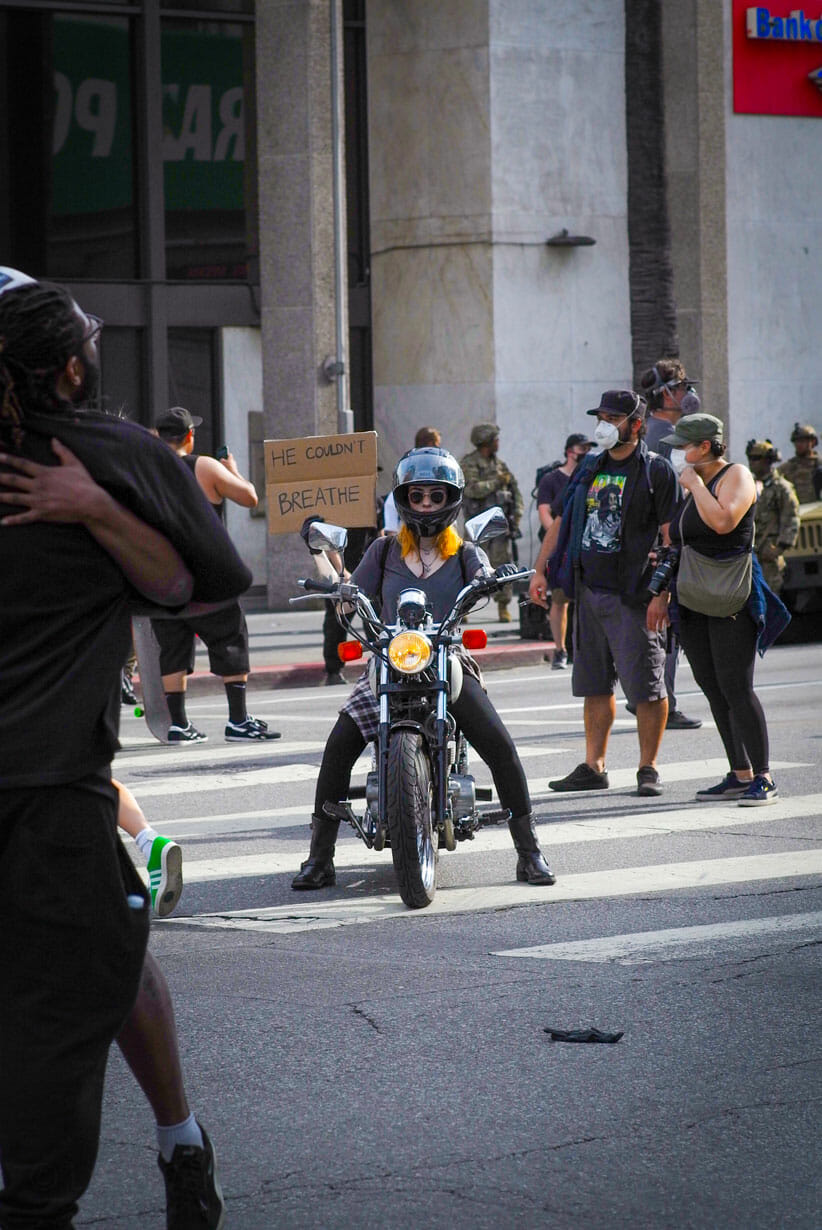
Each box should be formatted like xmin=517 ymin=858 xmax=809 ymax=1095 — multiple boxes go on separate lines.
xmin=52 ymin=17 xmax=245 ymax=216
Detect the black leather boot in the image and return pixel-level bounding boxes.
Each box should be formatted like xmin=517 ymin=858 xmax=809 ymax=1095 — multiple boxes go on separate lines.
xmin=291 ymin=815 xmax=338 ymax=889
xmin=508 ymin=814 xmax=556 ymax=885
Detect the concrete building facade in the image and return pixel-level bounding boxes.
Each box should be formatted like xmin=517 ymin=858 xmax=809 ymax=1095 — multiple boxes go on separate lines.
xmin=2 ymin=0 xmax=818 ymax=607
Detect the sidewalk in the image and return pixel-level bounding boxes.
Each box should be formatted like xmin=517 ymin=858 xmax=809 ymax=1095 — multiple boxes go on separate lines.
xmin=180 ymin=598 xmax=560 ymax=695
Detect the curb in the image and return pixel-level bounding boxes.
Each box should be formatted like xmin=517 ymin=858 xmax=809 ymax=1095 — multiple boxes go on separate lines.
xmin=179 ymin=639 xmax=558 ymax=696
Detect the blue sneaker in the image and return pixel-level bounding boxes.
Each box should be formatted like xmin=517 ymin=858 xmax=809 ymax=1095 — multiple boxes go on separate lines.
xmin=695 ymin=772 xmax=749 ymax=801
xmin=737 ymin=775 xmax=778 ymax=807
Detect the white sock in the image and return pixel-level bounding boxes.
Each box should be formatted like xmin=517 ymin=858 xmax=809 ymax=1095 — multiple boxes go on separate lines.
xmin=134 ymin=827 xmax=159 ymax=859
xmin=157 ymin=1113 xmax=203 ymax=1162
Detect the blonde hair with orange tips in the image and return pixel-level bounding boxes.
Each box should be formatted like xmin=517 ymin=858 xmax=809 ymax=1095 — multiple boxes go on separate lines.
xmin=396 ymin=523 xmax=462 ymax=560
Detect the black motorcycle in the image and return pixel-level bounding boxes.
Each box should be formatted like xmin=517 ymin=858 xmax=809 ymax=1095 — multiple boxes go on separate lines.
xmin=292 ymin=509 xmax=534 ymax=909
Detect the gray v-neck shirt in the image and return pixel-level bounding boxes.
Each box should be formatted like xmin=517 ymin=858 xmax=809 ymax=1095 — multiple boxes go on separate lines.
xmin=351 ymin=538 xmax=490 ymax=623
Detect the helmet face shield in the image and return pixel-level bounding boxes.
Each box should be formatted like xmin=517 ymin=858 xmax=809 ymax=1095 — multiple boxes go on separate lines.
xmin=392 ymin=447 xmax=464 ymax=537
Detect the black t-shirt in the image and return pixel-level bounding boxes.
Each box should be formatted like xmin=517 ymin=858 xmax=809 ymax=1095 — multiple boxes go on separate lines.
xmin=579 ymin=454 xmax=636 ymax=591
xmin=0 ymin=409 xmax=252 ymax=788
xmin=537 ymin=467 xmax=569 ymax=512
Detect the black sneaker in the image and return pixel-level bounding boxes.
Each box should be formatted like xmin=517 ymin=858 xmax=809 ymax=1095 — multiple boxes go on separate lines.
xmin=551 ymin=649 xmax=568 ymax=671
xmin=695 ymin=772 xmax=749 ymax=801
xmin=225 ymin=717 xmax=281 ymax=741
xmin=666 ymin=710 xmax=703 ymax=730
xmin=121 ymin=670 xmax=138 ymax=706
xmin=168 ymin=723 xmax=208 ymax=744
xmin=548 ymin=762 xmax=609 ymax=792
xmin=158 ymin=1121 xmax=225 ymax=1229
xmin=636 ymin=765 xmax=662 ymax=797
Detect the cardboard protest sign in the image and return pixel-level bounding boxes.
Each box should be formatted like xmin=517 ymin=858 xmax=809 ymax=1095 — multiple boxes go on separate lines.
xmin=264 ymin=431 xmax=378 ymax=535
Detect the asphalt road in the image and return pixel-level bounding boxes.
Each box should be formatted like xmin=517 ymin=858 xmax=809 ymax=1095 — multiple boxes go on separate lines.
xmin=80 ymin=642 xmax=822 ymax=1229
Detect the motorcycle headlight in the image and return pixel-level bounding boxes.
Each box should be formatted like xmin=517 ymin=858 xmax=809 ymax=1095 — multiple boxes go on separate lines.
xmin=388 ymin=630 xmax=433 ymax=674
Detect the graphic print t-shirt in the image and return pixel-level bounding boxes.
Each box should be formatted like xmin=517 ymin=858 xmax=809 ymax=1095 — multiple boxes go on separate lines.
xmin=579 ymin=455 xmax=634 ymax=591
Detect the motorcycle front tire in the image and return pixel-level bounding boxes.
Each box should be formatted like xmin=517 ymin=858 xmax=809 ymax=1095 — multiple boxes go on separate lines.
xmin=386 ymin=730 xmax=438 ymax=909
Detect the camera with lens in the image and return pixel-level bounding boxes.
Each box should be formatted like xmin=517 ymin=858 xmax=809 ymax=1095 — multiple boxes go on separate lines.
xmin=647 ymin=546 xmax=680 ymax=596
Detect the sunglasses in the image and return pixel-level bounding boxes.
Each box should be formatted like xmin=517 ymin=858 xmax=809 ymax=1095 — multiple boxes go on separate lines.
xmin=407 ymin=486 xmax=447 ymax=507
xmin=81 ymin=313 xmax=104 ymax=343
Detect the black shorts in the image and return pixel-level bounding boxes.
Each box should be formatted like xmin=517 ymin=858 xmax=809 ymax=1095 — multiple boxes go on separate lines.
xmin=153 ymin=602 xmax=250 ymax=677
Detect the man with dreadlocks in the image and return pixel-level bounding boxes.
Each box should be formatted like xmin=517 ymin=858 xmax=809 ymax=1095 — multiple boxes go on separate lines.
xmin=0 ymin=273 xmax=249 ymax=1228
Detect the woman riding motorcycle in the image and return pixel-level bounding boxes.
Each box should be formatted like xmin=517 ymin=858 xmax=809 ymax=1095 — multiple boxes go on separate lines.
xmin=292 ymin=447 xmax=556 ymax=890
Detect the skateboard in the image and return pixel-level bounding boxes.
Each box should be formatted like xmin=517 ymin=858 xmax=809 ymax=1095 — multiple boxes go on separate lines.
xmin=132 ymin=615 xmax=173 ymax=743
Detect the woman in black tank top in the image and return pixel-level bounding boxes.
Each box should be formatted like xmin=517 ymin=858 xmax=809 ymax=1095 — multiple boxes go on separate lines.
xmin=661 ymin=415 xmax=777 ymax=806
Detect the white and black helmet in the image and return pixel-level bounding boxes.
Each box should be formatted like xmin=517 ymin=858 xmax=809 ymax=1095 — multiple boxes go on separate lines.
xmin=392 ymin=447 xmax=465 ymax=537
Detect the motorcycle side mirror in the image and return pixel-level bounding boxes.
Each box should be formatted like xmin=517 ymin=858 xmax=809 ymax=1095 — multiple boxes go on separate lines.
xmin=464 ymin=507 xmax=509 ymax=544
xmin=307 ymin=522 xmax=349 ymax=554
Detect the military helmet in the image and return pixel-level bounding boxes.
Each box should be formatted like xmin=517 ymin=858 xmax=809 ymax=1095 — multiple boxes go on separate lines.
xmin=470 ymin=421 xmax=500 ymax=447
xmin=392 ymin=447 xmax=464 ymax=537
xmin=746 ymin=438 xmax=780 ymax=463
xmin=790 ymin=422 xmax=818 ymax=445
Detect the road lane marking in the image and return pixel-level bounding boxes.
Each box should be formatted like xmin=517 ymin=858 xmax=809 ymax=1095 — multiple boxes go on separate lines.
xmin=161 ymin=849 xmax=822 ymax=933
xmin=119 ymin=756 xmax=810 ymax=801
xmin=491 ymin=910 xmax=822 ymax=963
xmin=142 ymin=790 xmax=822 ymax=841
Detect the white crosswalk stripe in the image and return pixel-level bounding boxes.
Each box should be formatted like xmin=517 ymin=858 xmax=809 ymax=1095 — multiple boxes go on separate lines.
xmin=491 ymin=911 xmax=822 ymax=963
xmin=117 ymin=728 xmax=822 ymax=937
xmin=164 ymin=851 xmax=822 ymax=935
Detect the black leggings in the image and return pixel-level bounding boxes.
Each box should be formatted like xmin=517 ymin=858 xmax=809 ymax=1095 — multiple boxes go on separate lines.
xmin=678 ymin=605 xmax=770 ymax=775
xmin=314 ymin=674 xmax=530 ymax=822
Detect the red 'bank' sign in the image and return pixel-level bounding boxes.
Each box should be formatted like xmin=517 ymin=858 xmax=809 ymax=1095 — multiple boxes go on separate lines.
xmin=734 ymin=3 xmax=822 ymax=115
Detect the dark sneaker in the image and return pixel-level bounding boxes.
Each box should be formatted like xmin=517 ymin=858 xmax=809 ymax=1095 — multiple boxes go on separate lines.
xmin=636 ymin=765 xmax=662 ymax=797
xmin=121 ymin=670 xmax=138 ymax=706
xmin=168 ymin=723 xmax=208 ymax=744
xmin=158 ymin=1121 xmax=225 ymax=1229
xmin=666 ymin=710 xmax=703 ymax=730
xmin=549 ymin=762 xmax=609 ymax=792
xmin=225 ymin=717 xmax=281 ymax=741
xmin=551 ymin=649 xmax=568 ymax=671
xmin=146 ymin=836 xmax=183 ymax=917
xmin=695 ymin=772 xmax=749 ymax=801
xmin=324 ymin=671 xmax=346 ymax=686
xmin=737 ymin=775 xmax=778 ymax=807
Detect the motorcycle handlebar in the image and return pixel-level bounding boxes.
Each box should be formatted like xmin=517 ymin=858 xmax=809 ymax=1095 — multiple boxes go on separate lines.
xmin=298 ymin=576 xmax=340 ymax=594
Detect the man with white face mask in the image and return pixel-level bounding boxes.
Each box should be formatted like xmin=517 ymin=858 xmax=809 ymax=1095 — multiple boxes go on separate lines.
xmin=529 ymin=390 xmax=679 ymax=796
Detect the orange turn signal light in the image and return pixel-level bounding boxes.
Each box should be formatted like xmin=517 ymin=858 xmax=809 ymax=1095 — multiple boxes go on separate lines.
xmin=337 ymin=641 xmax=363 ymax=662
xmin=462 ymin=628 xmax=487 ymax=650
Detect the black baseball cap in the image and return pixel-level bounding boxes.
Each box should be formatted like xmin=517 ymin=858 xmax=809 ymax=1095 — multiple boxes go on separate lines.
xmin=586 ymin=389 xmax=646 ymax=419
xmin=155 ymin=406 xmax=203 ymax=434
xmin=565 ymin=432 xmax=595 ymax=451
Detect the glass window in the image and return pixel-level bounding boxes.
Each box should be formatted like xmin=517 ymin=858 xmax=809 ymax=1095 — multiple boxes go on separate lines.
xmin=100 ymin=327 xmax=146 ymax=427
xmin=161 ymin=19 xmax=257 ymax=281
xmin=162 ymin=1 xmax=253 ymax=11
xmin=0 ymin=9 xmax=138 ymax=279
xmin=167 ymin=328 xmax=219 ymax=458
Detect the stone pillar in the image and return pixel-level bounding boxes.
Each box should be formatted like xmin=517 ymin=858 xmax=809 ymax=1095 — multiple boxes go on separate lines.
xmin=256 ymin=0 xmax=347 ymax=608
xmin=366 ymin=2 xmax=494 ymax=482
xmin=662 ymin=0 xmax=730 ymax=441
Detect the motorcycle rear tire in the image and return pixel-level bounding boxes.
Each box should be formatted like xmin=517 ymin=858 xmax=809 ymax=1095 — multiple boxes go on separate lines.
xmin=386 ymin=730 xmax=438 ymax=909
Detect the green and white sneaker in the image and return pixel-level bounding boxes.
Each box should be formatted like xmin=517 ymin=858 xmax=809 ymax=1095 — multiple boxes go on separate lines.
xmin=146 ymin=836 xmax=183 ymax=917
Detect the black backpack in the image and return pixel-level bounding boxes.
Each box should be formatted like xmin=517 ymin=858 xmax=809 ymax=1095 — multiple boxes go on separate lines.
xmin=532 ymin=459 xmax=563 ymax=499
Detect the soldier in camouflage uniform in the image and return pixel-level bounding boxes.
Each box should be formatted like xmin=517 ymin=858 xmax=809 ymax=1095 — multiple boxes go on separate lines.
xmin=460 ymin=422 xmax=523 ymax=620
xmin=746 ymin=439 xmax=800 ymax=594
xmin=778 ymin=423 xmax=821 ymax=505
